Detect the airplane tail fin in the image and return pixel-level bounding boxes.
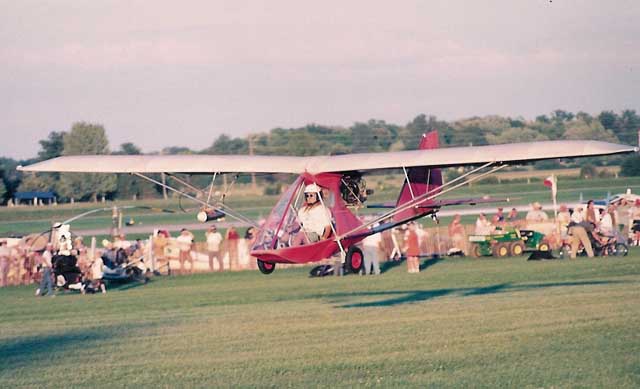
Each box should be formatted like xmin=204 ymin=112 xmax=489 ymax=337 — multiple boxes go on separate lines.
xmin=393 ymin=131 xmax=442 ymax=222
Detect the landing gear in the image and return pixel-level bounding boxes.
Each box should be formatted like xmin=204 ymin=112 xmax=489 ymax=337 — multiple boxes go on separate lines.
xmin=257 ymin=259 xmax=276 ymax=275
xmin=345 ymin=246 xmax=364 ymax=274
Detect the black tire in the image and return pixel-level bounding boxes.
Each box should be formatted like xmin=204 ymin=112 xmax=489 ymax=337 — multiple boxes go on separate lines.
xmin=257 ymin=259 xmax=276 ymax=275
xmin=346 ymin=246 xmax=364 ymax=274
xmin=493 ymin=243 xmax=509 ymax=257
xmin=559 ymin=245 xmax=571 ymax=259
xmin=509 ymin=241 xmax=525 ymax=256
xmin=470 ymin=244 xmax=482 ymax=258
xmin=613 ymin=243 xmax=629 ymax=257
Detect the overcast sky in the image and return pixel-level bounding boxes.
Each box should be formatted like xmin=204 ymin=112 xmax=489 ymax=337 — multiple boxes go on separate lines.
xmin=1 ymin=1 xmax=639 ymax=159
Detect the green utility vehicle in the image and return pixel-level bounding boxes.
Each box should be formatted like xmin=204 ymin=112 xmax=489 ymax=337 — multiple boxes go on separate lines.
xmin=468 ymin=228 xmax=549 ymax=257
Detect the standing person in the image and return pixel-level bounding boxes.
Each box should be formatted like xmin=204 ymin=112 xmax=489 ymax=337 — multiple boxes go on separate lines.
xmin=526 ymin=202 xmax=549 ymax=223
xmin=404 ymin=223 xmax=420 ymax=273
xmin=557 ymin=205 xmax=571 ymax=237
xmin=617 ymin=199 xmax=630 ymax=236
xmin=361 ymin=232 xmax=381 ymax=275
xmin=205 ymin=225 xmax=223 ymax=271
xmin=389 ymin=227 xmax=402 ymax=261
xmin=0 ymin=241 xmax=10 ymax=287
xmin=508 ymin=208 xmax=519 ymax=223
xmin=585 ymin=200 xmax=599 ymax=226
xmin=226 ymin=226 xmax=240 ymax=270
xmin=153 ymin=230 xmax=169 ymax=270
xmin=448 ymin=214 xmax=466 ymax=254
xmin=631 ymin=199 xmax=640 ymax=246
xmin=568 ymin=224 xmax=594 ymax=259
xmin=492 ymin=207 xmax=505 ymax=227
xmin=244 ymin=227 xmax=258 ymax=270
xmin=36 ymin=243 xmax=55 ymax=296
xmin=176 ymin=228 xmax=195 ymax=274
xmin=571 ymin=206 xmax=585 ymax=224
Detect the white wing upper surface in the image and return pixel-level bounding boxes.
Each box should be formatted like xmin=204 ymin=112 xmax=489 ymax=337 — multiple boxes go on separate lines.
xmin=18 ymin=140 xmax=638 ymax=174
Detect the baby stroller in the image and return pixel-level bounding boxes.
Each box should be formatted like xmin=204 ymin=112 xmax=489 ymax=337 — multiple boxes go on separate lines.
xmin=52 ymin=254 xmax=83 ymax=290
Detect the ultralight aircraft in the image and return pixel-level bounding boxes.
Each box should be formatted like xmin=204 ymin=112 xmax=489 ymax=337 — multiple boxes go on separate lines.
xmin=19 ymin=132 xmax=638 ymax=274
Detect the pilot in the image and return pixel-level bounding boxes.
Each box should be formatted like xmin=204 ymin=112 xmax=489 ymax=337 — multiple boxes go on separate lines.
xmin=296 ymin=183 xmax=333 ymax=244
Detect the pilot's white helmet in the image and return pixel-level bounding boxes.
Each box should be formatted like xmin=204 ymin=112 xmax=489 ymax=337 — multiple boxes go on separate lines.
xmin=304 ymin=183 xmax=321 ymax=193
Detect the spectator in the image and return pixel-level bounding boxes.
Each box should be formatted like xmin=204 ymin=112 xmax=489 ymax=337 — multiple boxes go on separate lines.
xmin=153 ymin=230 xmax=170 ymax=269
xmin=475 ymin=213 xmax=494 ymax=235
xmin=599 ymin=208 xmax=614 ymax=235
xmin=176 ymin=228 xmax=195 ymax=274
xmin=617 ymin=199 xmax=630 ymax=236
xmin=631 ymin=199 xmax=640 ymax=246
xmin=508 ymin=208 xmax=519 ymax=223
xmin=526 ymin=202 xmax=549 ymax=223
xmin=205 ymin=225 xmax=223 ymax=271
xmin=35 ymin=243 xmax=55 ymax=296
xmin=568 ymin=223 xmax=594 ymax=258
xmin=492 ymin=207 xmax=505 ymax=226
xmin=585 ymin=200 xmax=598 ymax=226
xmin=361 ymin=232 xmax=381 ymax=275
xmin=389 ymin=227 xmax=402 ymax=261
xmin=404 ymin=223 xmax=420 ymax=273
xmin=448 ymin=214 xmax=466 ymax=254
xmin=226 ymin=226 xmax=240 ymax=270
xmin=0 ymin=241 xmax=10 ymax=287
xmin=557 ymin=205 xmax=571 ymax=236
xmin=571 ymin=206 xmax=585 ymax=224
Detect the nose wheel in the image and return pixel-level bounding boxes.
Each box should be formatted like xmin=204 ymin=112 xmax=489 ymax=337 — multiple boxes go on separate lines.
xmin=257 ymin=259 xmax=276 ymax=275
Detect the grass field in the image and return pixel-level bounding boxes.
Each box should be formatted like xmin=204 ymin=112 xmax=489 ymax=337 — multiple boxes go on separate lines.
xmin=1 ymin=250 xmax=639 ymax=387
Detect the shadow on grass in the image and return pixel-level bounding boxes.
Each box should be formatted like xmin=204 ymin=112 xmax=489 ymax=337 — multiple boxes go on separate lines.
xmin=327 ymin=280 xmax=628 ymax=308
xmin=0 ymin=322 xmax=158 ymax=372
xmin=380 ymin=259 xmax=404 ymax=273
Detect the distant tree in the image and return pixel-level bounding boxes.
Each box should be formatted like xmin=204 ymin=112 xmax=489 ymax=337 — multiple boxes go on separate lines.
xmin=203 ymin=134 xmax=248 ymax=155
xmin=551 ymin=109 xmax=575 ymax=122
xmin=115 ymin=142 xmax=142 ymax=155
xmin=620 ymin=155 xmax=640 ymax=176
xmin=580 ymin=164 xmax=597 ymax=179
xmin=597 ymin=110 xmax=618 ymax=129
xmin=0 ymin=179 xmax=5 ymax=204
xmin=486 ymin=128 xmax=548 ymax=144
xmin=618 ymin=110 xmax=640 ymax=145
xmin=37 ymin=131 xmax=66 ymax=161
xmin=58 ymin=122 xmax=116 ymax=202
xmin=564 ymin=119 xmax=618 ymax=142
xmin=161 ymin=146 xmax=194 ymax=155
xmin=17 ymin=173 xmax=56 ymax=192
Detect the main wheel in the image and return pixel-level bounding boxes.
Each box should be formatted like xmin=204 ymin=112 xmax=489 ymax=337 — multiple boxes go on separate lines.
xmin=509 ymin=241 xmax=525 ymax=256
xmin=493 ymin=242 xmax=509 ymax=257
xmin=257 ymin=259 xmax=276 ymax=275
xmin=345 ymin=246 xmax=364 ymax=274
xmin=613 ymin=243 xmax=629 ymax=257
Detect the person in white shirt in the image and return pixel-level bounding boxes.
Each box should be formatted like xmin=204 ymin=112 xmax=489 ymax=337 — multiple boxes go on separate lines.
xmin=475 ymin=213 xmax=494 ymax=235
xmin=571 ymin=206 xmax=585 ymax=224
xmin=296 ymin=184 xmax=332 ymax=244
xmin=205 ymin=225 xmax=223 ymax=271
xmin=176 ymin=228 xmax=195 ymax=274
xmin=361 ymin=232 xmax=381 ymax=275
xmin=599 ymin=208 xmax=614 ymax=235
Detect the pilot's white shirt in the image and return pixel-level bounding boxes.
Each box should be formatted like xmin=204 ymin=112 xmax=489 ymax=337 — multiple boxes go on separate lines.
xmin=298 ymin=204 xmax=332 ymax=236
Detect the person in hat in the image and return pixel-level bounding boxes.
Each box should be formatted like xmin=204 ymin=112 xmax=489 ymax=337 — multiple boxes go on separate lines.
xmin=176 ymin=228 xmax=195 ymax=274
xmin=205 ymin=225 xmax=223 ymax=271
xmin=557 ymin=204 xmax=571 ymax=236
xmin=526 ymin=202 xmax=549 ymax=223
xmin=295 ymin=183 xmax=333 ymax=245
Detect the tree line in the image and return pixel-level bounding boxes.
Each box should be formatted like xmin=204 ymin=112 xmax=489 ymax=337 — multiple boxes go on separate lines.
xmin=1 ymin=110 xmax=639 ymax=203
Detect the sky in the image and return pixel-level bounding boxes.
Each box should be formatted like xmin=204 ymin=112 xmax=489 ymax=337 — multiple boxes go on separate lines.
xmin=1 ymin=0 xmax=639 ymax=159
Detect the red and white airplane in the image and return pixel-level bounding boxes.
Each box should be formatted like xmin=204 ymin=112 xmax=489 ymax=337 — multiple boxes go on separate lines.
xmin=19 ymin=132 xmax=638 ymax=274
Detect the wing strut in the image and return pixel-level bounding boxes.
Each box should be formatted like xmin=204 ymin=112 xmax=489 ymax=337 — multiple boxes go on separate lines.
xmin=337 ymin=161 xmax=507 ymax=240
xmin=132 ymin=173 xmax=259 ymax=228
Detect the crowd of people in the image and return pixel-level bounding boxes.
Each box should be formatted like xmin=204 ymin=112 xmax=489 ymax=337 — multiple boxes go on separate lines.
xmin=1 ymin=197 xmax=639 ymax=288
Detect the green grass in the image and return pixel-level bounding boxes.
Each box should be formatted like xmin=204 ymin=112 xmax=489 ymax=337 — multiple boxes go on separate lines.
xmin=1 ymin=249 xmax=640 ymax=387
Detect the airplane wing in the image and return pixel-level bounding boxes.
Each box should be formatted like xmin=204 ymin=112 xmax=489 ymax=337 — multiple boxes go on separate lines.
xmin=18 ymin=140 xmax=638 ymax=174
